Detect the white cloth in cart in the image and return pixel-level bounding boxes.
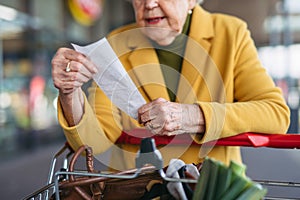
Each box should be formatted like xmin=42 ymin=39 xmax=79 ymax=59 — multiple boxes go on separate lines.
xmin=166 ymin=159 xmax=200 ymax=200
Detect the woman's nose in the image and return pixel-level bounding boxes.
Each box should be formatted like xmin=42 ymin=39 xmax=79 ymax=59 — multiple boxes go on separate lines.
xmin=145 ymin=0 xmax=159 ymax=9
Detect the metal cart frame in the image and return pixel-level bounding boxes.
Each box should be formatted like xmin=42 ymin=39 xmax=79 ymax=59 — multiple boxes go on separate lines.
xmin=23 ymin=132 xmax=300 ymax=200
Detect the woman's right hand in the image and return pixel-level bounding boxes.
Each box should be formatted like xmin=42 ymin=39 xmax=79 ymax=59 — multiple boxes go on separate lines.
xmin=51 ymin=47 xmax=98 ymax=95
xmin=51 ymin=48 xmax=98 ymax=126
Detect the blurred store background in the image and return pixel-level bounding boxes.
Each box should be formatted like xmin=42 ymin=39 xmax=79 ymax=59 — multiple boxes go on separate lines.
xmin=0 ymin=0 xmax=299 ymax=199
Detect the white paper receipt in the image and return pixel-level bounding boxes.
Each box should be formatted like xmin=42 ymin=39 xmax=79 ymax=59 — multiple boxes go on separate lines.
xmin=72 ymin=37 xmax=146 ymax=120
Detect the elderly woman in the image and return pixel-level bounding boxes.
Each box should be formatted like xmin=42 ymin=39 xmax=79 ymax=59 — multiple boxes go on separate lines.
xmin=52 ymin=0 xmax=290 ymax=170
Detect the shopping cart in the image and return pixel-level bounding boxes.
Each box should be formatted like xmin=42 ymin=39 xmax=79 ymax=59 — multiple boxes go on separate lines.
xmin=23 ymin=132 xmax=300 ymax=200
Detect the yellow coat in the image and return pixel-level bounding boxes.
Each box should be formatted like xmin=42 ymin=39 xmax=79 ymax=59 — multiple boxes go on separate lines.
xmin=57 ymin=5 xmax=290 ymax=170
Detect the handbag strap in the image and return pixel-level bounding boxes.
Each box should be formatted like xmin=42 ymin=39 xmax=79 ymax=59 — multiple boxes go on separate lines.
xmin=69 ymin=145 xmax=94 ymax=174
xmin=68 ymin=145 xmax=104 ymax=200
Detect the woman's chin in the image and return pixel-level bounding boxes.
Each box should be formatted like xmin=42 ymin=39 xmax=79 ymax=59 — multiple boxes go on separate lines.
xmin=141 ymin=28 xmax=179 ymax=46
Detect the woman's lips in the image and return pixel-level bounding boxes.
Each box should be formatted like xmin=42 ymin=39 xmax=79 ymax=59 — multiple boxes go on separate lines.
xmin=146 ymin=17 xmax=165 ymax=24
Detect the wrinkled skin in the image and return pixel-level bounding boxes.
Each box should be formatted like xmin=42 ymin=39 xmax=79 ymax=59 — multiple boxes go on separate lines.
xmin=51 ymin=48 xmax=97 ymax=125
xmin=138 ymin=98 xmax=205 ymax=136
xmin=132 ymin=0 xmax=197 ymax=45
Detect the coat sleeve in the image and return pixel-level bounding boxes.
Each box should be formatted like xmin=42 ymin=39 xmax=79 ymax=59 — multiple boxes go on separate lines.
xmin=193 ymin=21 xmax=290 ymax=144
xmin=57 ymin=85 xmax=122 ymax=154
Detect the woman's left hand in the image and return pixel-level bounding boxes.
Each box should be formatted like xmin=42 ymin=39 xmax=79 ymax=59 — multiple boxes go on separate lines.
xmin=138 ymin=98 xmax=205 ymax=136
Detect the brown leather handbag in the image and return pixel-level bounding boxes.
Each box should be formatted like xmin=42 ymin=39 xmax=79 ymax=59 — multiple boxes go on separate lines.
xmin=51 ymin=145 xmax=164 ymax=200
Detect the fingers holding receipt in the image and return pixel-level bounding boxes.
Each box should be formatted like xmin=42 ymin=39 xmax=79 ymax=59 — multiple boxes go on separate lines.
xmin=72 ymin=37 xmax=146 ymax=120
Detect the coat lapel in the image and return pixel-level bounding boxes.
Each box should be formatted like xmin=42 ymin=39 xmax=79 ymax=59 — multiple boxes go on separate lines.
xmin=176 ymin=5 xmax=214 ymax=103
xmin=126 ymin=34 xmax=170 ymax=102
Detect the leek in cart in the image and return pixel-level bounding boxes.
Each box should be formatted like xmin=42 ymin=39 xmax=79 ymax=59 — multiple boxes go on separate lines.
xmin=192 ymin=157 xmax=267 ymax=200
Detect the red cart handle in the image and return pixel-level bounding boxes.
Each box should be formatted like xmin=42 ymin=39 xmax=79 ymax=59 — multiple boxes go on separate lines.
xmin=117 ymin=130 xmax=300 ymax=149
xmin=214 ymin=132 xmax=300 ymax=149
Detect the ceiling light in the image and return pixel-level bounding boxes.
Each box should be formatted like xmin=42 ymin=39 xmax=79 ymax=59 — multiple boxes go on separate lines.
xmin=0 ymin=5 xmax=18 ymax=21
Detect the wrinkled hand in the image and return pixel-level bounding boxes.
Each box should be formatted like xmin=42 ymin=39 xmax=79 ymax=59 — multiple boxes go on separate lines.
xmin=138 ymin=98 xmax=205 ymax=136
xmin=51 ymin=48 xmax=98 ymax=95
xmin=51 ymin=48 xmax=98 ymax=126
